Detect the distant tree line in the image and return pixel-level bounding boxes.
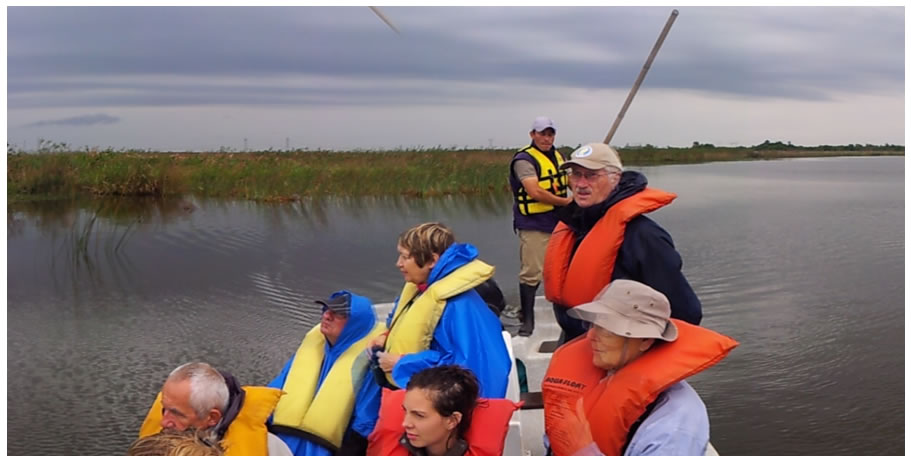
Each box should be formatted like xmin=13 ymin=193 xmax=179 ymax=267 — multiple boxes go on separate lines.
xmin=8 ymin=139 xmax=904 ymax=157
xmin=612 ymin=140 xmax=904 ymax=151
xmin=747 ymin=140 xmax=904 ymax=151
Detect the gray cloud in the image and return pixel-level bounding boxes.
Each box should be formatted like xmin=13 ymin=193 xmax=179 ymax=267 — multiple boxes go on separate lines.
xmin=6 ymin=6 xmax=904 ymax=110
xmin=24 ymin=113 xmax=121 ymax=127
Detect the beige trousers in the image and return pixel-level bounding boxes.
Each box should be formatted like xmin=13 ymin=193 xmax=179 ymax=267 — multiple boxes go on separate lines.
xmin=518 ymin=229 xmax=551 ymax=286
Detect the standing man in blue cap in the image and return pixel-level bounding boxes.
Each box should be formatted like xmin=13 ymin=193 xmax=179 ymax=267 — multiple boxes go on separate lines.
xmin=508 ymin=116 xmax=573 ymax=336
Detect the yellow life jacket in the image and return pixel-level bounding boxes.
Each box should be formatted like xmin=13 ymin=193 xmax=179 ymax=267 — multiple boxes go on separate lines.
xmin=384 ymin=259 xmax=495 ymax=387
xmin=139 ymin=386 xmax=282 ymax=456
xmin=513 ymin=145 xmax=568 ymax=215
xmin=270 ymin=322 xmax=386 ymax=450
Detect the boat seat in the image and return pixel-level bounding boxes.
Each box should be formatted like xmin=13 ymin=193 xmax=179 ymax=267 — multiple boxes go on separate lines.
xmin=503 ymin=331 xmax=521 ymax=402
xmin=501 ymin=331 xmax=524 ymax=455
xmin=538 ymin=339 xmax=560 ymax=354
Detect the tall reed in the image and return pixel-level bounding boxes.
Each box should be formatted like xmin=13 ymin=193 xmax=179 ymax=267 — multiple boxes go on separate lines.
xmin=8 ymin=145 xmax=902 ymax=201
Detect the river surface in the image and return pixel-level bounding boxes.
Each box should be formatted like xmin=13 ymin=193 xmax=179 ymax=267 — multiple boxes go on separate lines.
xmin=6 ymin=156 xmax=904 ymax=455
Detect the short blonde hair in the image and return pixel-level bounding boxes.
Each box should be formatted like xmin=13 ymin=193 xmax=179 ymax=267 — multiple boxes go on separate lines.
xmin=127 ymin=429 xmax=224 ymax=456
xmin=397 ymin=222 xmax=455 ymax=267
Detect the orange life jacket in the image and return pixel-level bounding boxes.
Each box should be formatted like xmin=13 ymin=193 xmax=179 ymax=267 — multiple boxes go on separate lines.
xmin=541 ymin=320 xmax=738 ymax=456
xmin=366 ymin=388 xmax=521 ymax=456
xmin=543 ymin=187 xmax=676 ymax=308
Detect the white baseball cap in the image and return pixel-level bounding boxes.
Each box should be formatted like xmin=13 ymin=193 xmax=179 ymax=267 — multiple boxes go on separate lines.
xmin=531 ymin=116 xmax=556 ymax=133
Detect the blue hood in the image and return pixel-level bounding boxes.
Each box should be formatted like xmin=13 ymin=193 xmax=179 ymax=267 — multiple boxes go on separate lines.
xmin=426 ymin=243 xmax=479 ymax=285
xmin=326 ymin=290 xmax=377 ymax=354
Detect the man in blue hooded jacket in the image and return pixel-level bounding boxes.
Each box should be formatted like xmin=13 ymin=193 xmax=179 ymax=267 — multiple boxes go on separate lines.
xmin=267 ymin=290 xmax=385 ymax=456
xmin=371 ymin=222 xmax=511 ymax=398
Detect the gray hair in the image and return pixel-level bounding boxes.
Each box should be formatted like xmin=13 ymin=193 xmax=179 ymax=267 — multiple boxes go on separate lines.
xmin=166 ymin=362 xmax=230 ymax=420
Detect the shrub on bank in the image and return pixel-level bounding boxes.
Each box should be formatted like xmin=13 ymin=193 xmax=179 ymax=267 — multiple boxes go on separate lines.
xmin=7 ymin=145 xmax=902 ymax=201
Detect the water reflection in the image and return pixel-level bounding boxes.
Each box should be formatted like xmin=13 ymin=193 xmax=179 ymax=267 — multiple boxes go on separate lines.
xmin=8 ymin=192 xmax=515 ymax=305
xmin=10 ymin=197 xmax=197 ymax=301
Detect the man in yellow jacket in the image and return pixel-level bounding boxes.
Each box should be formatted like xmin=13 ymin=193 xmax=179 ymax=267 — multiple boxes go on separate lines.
xmin=508 ymin=116 xmax=572 ymax=336
xmin=138 ymin=362 xmax=291 ymax=456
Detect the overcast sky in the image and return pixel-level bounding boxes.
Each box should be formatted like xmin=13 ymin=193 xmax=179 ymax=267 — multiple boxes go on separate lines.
xmin=6 ymin=5 xmax=906 ymax=151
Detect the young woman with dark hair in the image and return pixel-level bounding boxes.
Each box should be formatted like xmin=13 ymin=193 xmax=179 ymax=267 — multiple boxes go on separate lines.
xmin=367 ymin=365 xmax=520 ymax=456
xmin=400 ymin=365 xmax=480 ymax=456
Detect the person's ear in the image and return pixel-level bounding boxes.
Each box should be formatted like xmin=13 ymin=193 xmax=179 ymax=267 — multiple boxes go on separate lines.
xmin=205 ymin=408 xmax=223 ymax=428
xmin=428 ymin=253 xmax=441 ymax=269
xmin=640 ymin=338 xmax=656 ymax=352
xmin=446 ymin=411 xmax=463 ymax=431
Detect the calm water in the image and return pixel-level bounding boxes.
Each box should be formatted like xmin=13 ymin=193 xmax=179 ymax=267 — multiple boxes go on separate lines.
xmin=7 ymin=156 xmax=904 ymax=455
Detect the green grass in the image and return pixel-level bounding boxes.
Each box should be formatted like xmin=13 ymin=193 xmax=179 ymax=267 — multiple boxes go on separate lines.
xmin=7 ymin=143 xmax=903 ymax=202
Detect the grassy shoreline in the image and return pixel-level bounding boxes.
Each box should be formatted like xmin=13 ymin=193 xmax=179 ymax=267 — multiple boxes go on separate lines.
xmin=7 ymin=144 xmax=903 ymax=202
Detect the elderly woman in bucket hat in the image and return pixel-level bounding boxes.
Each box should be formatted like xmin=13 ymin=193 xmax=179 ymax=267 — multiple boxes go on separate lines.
xmin=541 ymin=279 xmax=739 ymax=456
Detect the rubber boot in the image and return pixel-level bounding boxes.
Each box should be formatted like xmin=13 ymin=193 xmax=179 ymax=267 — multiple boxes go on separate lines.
xmin=518 ymin=283 xmax=539 ymax=337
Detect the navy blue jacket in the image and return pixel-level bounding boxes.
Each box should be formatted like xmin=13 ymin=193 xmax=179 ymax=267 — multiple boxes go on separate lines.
xmin=554 ymin=171 xmax=702 ymax=325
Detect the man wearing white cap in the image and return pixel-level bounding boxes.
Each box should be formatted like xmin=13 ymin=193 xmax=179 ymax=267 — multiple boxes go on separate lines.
xmin=507 ymin=116 xmax=573 ymax=337
xmin=542 ymin=142 xmax=702 ymax=342
xmin=541 ymin=279 xmax=738 ymax=456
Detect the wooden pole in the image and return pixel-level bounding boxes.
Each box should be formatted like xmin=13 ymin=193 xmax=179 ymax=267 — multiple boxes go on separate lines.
xmin=369 ymin=6 xmax=401 ymax=35
xmin=603 ymin=9 xmax=679 ymax=145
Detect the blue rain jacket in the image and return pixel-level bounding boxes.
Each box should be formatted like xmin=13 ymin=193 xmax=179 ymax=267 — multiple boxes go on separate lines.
xmin=387 ymin=243 xmax=512 ymax=398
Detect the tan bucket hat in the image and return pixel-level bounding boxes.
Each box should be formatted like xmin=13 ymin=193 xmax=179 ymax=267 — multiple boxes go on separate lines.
xmin=567 ymin=279 xmax=678 ymax=341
